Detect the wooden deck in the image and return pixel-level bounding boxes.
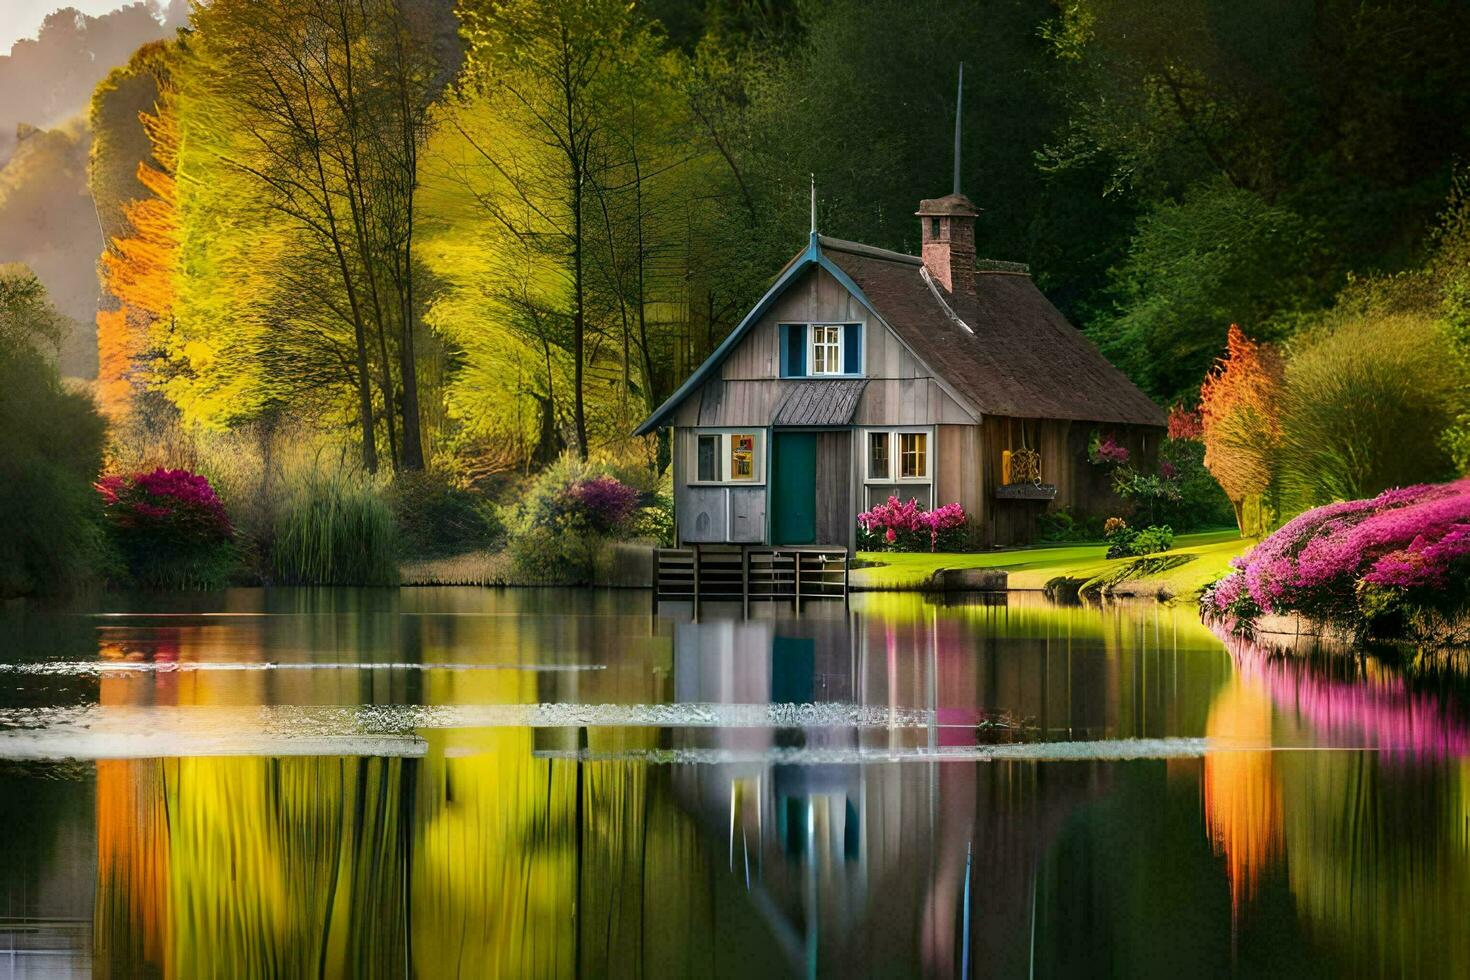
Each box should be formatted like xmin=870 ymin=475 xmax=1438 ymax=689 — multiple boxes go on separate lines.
xmin=653 ymin=545 xmax=849 ymax=613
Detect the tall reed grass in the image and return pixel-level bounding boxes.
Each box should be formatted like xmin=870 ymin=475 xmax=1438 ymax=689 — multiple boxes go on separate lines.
xmin=111 ymin=421 xmax=401 ymax=586
xmin=272 ymin=469 xmax=399 ymax=586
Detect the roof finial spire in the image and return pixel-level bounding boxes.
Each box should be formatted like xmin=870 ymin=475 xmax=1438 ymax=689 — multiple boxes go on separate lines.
xmin=810 ymin=172 xmax=817 ymax=235
xmin=953 ymin=62 xmax=964 ymax=196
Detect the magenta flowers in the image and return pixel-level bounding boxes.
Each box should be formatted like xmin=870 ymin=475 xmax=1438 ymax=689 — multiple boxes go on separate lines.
xmin=564 ymin=475 xmax=639 ymax=532
xmin=96 ymin=468 xmax=237 ymax=588
xmin=858 ymin=496 xmax=967 ymax=551
xmin=1205 ymin=478 xmax=1470 ymax=630
xmin=1088 ymin=432 xmax=1131 ymax=466
xmin=97 ymin=468 xmax=232 ymax=537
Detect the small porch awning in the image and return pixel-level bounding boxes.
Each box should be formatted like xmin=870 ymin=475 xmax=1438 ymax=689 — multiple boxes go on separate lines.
xmin=771 ymin=379 xmax=868 ymax=427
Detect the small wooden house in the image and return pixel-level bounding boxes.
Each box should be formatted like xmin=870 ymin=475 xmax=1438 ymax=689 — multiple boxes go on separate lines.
xmin=634 ymin=189 xmax=1165 ymax=551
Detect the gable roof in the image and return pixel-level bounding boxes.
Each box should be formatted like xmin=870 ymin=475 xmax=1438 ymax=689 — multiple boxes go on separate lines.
xmin=634 ymin=233 xmax=1164 ymax=435
xmin=819 ymin=238 xmax=1166 ymax=427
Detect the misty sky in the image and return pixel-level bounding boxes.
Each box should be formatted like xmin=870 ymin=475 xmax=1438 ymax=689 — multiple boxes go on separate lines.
xmin=2 ymin=2 xmax=141 ymax=54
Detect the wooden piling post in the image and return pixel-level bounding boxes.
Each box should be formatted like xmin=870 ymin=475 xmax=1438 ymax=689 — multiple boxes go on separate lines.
xmin=794 ymin=550 xmax=802 ymax=614
xmin=692 ymin=545 xmax=701 ymax=622
xmin=741 ymin=546 xmax=750 ymax=618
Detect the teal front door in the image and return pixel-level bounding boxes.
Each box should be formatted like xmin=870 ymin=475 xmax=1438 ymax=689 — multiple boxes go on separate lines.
xmin=771 ymin=431 xmax=817 ymax=544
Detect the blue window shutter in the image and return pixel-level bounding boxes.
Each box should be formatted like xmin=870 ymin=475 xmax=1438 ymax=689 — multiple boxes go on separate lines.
xmin=781 ymin=324 xmax=807 ymax=377
xmin=843 ymin=323 xmax=862 ymax=374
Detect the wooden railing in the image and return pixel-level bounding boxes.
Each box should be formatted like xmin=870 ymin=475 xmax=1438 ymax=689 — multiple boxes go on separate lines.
xmin=654 ymin=545 xmax=848 ymax=613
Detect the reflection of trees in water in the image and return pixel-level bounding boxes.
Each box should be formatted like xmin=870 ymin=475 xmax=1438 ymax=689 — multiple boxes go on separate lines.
xmin=1275 ymin=741 xmax=1470 ymax=973
xmin=91 ymin=746 xmax=756 ymax=978
xmin=96 ymin=757 xmax=409 ymax=978
xmin=1203 ymin=680 xmax=1281 ymax=917
xmin=1201 ymin=630 xmax=1470 ymax=975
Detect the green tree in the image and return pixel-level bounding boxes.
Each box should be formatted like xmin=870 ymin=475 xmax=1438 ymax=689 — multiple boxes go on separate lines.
xmin=1091 ymin=180 xmax=1320 ymax=402
xmin=184 ymin=0 xmax=445 ymax=473
xmin=0 ymin=268 xmax=107 ymax=596
xmin=1278 ymin=312 xmax=1464 ymax=507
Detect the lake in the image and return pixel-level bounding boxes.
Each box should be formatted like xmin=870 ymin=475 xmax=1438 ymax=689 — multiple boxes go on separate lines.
xmin=0 ymin=587 xmax=1466 ymax=978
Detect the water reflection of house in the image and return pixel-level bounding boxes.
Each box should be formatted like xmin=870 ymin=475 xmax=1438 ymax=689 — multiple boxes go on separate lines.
xmin=665 ymin=600 xmax=1109 ymax=977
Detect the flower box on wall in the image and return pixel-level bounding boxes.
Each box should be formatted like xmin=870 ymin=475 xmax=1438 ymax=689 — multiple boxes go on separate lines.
xmin=995 ymin=482 xmax=1057 ymax=501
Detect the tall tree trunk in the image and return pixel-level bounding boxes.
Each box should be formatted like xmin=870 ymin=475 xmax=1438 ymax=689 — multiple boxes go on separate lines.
xmin=396 ymin=64 xmax=424 ymax=470
xmin=374 ymin=317 xmax=400 ymax=472
xmin=396 ymin=246 xmax=424 ymax=468
xmin=572 ymin=161 xmax=588 ymax=459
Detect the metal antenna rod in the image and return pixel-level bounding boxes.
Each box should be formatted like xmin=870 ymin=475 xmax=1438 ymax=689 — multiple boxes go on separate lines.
xmin=953 ymin=62 xmax=964 ymax=196
xmin=810 ymin=172 xmax=817 ymax=234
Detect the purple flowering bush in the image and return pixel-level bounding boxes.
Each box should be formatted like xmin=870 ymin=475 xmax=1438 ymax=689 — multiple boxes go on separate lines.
xmin=565 ymin=476 xmax=640 ymax=533
xmin=97 ymin=468 xmax=238 ymax=588
xmin=858 ymin=496 xmax=968 ymax=552
xmin=1203 ymin=478 xmax=1470 ymax=637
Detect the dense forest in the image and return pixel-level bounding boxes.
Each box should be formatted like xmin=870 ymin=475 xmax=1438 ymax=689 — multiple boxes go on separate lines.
xmin=73 ymin=0 xmax=1470 ymax=464
xmin=4 ymin=0 xmax=1470 ymax=590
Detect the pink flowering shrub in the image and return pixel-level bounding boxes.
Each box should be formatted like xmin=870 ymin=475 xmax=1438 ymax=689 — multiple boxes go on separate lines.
xmin=858 ymin=496 xmax=968 ymax=552
xmin=1088 ymin=431 xmax=1131 ymax=466
xmin=1203 ymin=478 xmax=1470 ymax=634
xmin=97 ymin=468 xmax=238 ymax=588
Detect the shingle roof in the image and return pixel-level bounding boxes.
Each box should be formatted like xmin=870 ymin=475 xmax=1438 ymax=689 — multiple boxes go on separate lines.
xmin=634 ymin=232 xmax=1164 ymax=434
xmin=819 ymin=238 xmax=1165 ymax=427
xmin=771 ymin=379 xmax=868 ymax=426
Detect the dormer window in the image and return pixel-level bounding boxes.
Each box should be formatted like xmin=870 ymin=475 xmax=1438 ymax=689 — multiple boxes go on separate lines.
xmin=779 ymin=322 xmax=864 ymax=377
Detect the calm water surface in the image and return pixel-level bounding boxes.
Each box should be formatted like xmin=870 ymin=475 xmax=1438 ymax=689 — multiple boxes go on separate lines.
xmin=0 ymin=587 xmax=1466 ymax=977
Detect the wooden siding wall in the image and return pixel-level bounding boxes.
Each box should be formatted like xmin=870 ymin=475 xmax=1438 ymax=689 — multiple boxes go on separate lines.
xmin=672 ymin=427 xmax=769 ymax=544
xmin=677 ymin=265 xmax=974 ymax=429
xmin=977 ymin=417 xmax=1162 ymax=546
xmin=936 ymin=424 xmax=983 ymax=526
xmin=814 ymin=431 xmax=852 ymax=547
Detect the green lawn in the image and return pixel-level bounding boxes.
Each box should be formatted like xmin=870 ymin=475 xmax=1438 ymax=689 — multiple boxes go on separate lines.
xmin=852 ymin=529 xmax=1250 ymax=602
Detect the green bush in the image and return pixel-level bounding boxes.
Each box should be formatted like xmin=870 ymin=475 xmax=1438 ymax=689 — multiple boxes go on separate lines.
xmin=627 ymin=475 xmax=675 ymax=547
xmin=1090 ymin=179 xmax=1322 ymax=403
xmin=1036 ymin=509 xmax=1105 ymax=543
xmin=1278 ymin=312 xmax=1465 ymax=509
xmin=1104 ymin=520 xmax=1174 ymax=559
xmin=0 ymin=270 xmax=108 ymax=596
xmin=1154 ymin=438 xmax=1235 ymax=530
xmin=388 ymin=469 xmax=502 ymax=559
xmin=272 ymin=470 xmax=398 ymax=585
xmin=500 ymin=452 xmax=659 ymax=584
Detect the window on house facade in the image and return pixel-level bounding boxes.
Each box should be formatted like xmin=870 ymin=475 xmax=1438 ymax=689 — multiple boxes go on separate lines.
xmin=810 ymin=324 xmax=843 ymax=375
xmin=868 ymin=432 xmax=890 ymax=480
xmin=930 ymin=217 xmax=941 ymax=238
xmin=780 ymin=323 xmax=864 ymax=377
xmin=696 ymin=434 xmax=719 ymax=482
xmin=864 ymin=428 xmax=931 ymax=482
xmin=730 ymin=433 xmax=756 ymax=480
xmin=900 ymin=432 xmax=928 ymax=479
xmin=691 ymin=430 xmax=764 ymax=484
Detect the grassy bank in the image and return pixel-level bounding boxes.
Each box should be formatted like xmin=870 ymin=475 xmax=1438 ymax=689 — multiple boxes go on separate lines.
xmin=852 ymin=529 xmax=1250 ymax=602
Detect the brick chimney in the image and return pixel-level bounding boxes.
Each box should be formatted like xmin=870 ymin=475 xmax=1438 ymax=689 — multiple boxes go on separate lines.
xmin=916 ymin=193 xmax=980 ymax=299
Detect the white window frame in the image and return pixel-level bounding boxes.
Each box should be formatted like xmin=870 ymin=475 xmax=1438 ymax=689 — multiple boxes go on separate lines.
xmin=810 ymin=323 xmax=844 ymax=376
xmin=688 ymin=428 xmax=766 ymax=486
xmin=862 ymin=427 xmax=933 ymax=484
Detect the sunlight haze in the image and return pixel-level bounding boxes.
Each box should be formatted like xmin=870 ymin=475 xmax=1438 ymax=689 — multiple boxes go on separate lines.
xmin=2 ymin=1 xmax=144 ymax=53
